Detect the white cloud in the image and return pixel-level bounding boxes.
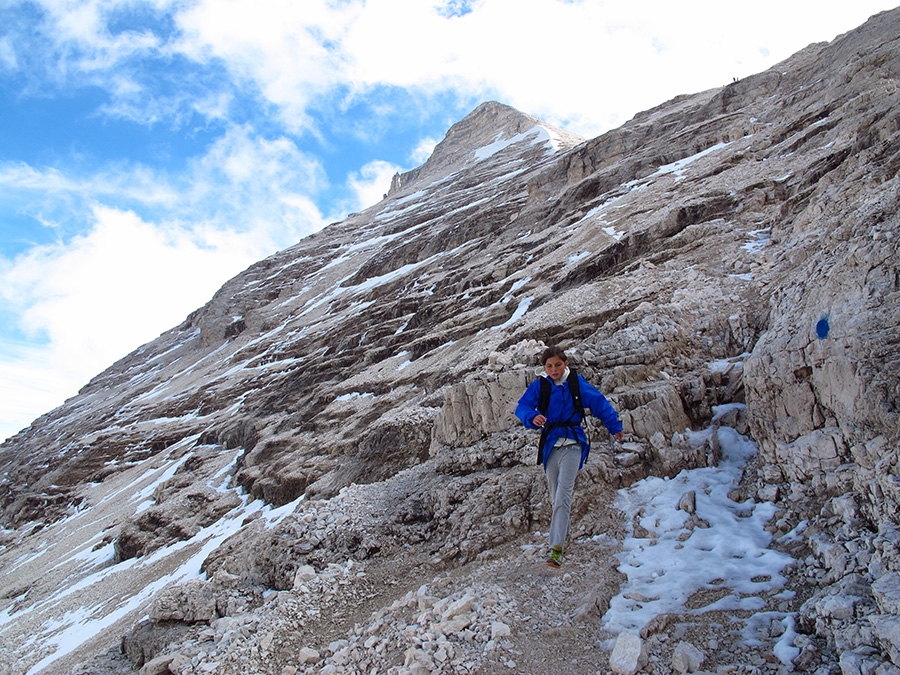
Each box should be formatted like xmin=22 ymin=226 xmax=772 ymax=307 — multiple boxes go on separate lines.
xmin=15 ymin=0 xmax=164 ymax=78
xmin=347 ymin=159 xmax=403 ymax=212
xmin=0 ymin=341 xmax=71 ymax=441
xmin=357 ymin=0 xmax=897 ymax=135
xmin=12 ymin=0 xmax=897 ymax=137
xmin=169 ymin=0 xmax=899 ymax=136
xmin=173 ymin=0 xmax=359 ymax=132
xmin=181 ymin=125 xmax=329 ymax=226
xmin=0 ymin=36 xmax=17 ymax=70
xmin=411 ymin=137 xmax=439 ymax=165
xmin=0 ymin=124 xmax=328 ymax=239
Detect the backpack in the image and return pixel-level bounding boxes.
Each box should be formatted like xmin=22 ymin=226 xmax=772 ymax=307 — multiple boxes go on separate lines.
xmin=536 ymin=369 xmax=587 ymax=465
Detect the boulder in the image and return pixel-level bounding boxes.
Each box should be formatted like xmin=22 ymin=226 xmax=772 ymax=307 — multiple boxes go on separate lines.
xmin=610 ymin=632 xmax=648 ymax=675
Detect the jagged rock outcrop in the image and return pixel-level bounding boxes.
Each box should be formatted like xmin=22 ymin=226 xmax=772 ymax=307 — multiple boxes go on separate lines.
xmin=1 ymin=8 xmax=899 ymax=675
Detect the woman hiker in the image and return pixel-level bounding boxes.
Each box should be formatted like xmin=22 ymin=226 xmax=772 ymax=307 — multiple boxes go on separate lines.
xmin=515 ymin=345 xmax=624 ymax=568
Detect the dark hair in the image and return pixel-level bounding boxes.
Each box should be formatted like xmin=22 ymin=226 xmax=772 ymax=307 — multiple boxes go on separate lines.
xmin=541 ymin=345 xmax=568 ymax=365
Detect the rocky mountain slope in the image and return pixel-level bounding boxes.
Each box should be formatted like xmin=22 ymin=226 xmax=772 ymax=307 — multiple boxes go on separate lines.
xmin=1 ymin=7 xmax=899 ymax=675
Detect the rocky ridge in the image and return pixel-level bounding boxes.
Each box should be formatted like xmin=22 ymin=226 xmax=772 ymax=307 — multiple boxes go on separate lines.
xmin=1 ymin=7 xmax=899 ymax=675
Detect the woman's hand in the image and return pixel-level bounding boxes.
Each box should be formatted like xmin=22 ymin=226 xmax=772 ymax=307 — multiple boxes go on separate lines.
xmin=615 ymin=431 xmax=624 ymax=441
xmin=533 ymin=414 xmax=547 ymax=428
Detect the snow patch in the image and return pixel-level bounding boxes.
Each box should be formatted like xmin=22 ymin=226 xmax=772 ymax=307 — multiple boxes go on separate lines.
xmin=742 ymin=228 xmax=771 ymax=254
xmin=652 ymin=142 xmax=731 ymax=181
xmin=474 ymin=125 xmax=556 ymax=161
xmin=491 ymin=297 xmax=532 ymax=330
xmin=335 ymin=392 xmax=375 ymax=402
xmin=566 ymin=252 xmax=591 ymax=267
xmin=603 ymin=426 xmax=795 ymax=640
xmin=604 ymin=226 xmax=625 ymax=240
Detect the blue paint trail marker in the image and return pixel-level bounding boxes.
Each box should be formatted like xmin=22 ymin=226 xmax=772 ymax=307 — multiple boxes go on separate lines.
xmin=816 ymin=317 xmax=830 ymax=339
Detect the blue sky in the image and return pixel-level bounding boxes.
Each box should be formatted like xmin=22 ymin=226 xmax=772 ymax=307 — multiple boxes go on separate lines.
xmin=1 ymin=0 xmax=897 ymax=442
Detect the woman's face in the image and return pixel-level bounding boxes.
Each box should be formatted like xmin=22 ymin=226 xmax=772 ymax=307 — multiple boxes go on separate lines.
xmin=543 ymin=355 xmax=567 ymax=381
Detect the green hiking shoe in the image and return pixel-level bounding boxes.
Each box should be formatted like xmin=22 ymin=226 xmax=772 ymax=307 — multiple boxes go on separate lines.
xmin=546 ymin=545 xmax=563 ymax=568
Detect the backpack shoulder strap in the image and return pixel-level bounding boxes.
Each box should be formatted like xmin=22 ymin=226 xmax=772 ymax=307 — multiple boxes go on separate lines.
xmin=567 ymin=369 xmax=585 ymax=417
xmin=538 ymin=376 xmax=551 ymax=415
xmin=536 ymin=377 xmax=550 ymax=465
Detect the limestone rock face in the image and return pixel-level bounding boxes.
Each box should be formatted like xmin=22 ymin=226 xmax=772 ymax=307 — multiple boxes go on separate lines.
xmin=1 ymin=8 xmax=900 ymax=675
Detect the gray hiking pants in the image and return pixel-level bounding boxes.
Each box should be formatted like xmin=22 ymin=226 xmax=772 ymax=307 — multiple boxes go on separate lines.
xmin=546 ymin=443 xmax=581 ymax=549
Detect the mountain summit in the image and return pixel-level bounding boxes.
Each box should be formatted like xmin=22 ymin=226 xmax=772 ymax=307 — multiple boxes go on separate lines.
xmin=1 ymin=8 xmax=900 ymax=675
xmin=389 ymin=101 xmax=585 ymax=193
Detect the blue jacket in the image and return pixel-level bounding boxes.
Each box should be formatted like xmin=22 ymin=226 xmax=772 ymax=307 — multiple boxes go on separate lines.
xmin=515 ymin=372 xmax=623 ymax=469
